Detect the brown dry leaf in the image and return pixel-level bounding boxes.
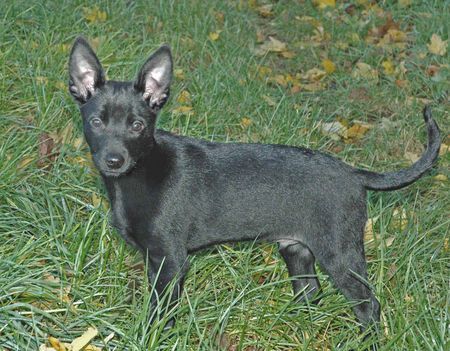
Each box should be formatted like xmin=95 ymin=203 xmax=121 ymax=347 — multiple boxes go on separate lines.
xmin=313 ymin=0 xmax=335 ymax=10
xmin=368 ymin=14 xmax=400 ymax=40
xmin=240 ymin=117 xmax=252 ymax=128
xmin=214 ymin=11 xmax=225 ymax=24
xmin=48 ymin=337 xmax=66 ymax=351
xmin=349 ymin=87 xmax=370 ymax=101
xmin=43 ymin=272 xmax=60 ymax=284
xmin=322 ymin=59 xmax=336 ymax=74
xmin=352 ymin=62 xmax=379 ymax=82
xmin=37 ymin=133 xmax=56 ymax=168
xmin=290 ymin=84 xmax=302 ymax=94
xmin=427 ymin=34 xmax=447 ymax=56
xmin=71 ymin=327 xmax=98 ymax=351
xmin=252 ymin=36 xmax=287 ymax=56
xmin=83 ymin=6 xmax=107 ymax=23
xmin=208 ymin=31 xmax=221 ymax=41
xmin=177 ymin=90 xmax=191 ymax=104
xmin=256 ymin=4 xmax=273 ymax=17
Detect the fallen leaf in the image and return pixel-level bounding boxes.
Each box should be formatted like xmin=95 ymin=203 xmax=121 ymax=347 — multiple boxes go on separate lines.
xmin=382 ymin=59 xmax=395 ymax=75
xmin=352 ymin=62 xmax=379 ymax=82
xmin=439 ymin=143 xmax=449 ymax=156
xmin=83 ymin=6 xmax=107 ymax=23
xmin=252 ymin=36 xmax=287 ymax=56
xmin=280 ymin=50 xmax=296 ymax=59
xmin=241 ymin=117 xmax=252 ymax=128
xmin=48 ymin=337 xmax=66 ymax=351
xmin=301 ymin=68 xmax=327 ymax=81
xmin=71 ymin=327 xmax=98 ymax=351
xmin=349 ymin=87 xmax=370 ymax=101
xmin=214 ymin=11 xmax=225 ymax=24
xmin=36 ymin=76 xmax=48 ymax=85
xmin=208 ymin=31 xmax=221 ymax=41
xmin=313 ymin=0 xmax=335 ymax=10
xmin=256 ymin=30 xmax=265 ymax=43
xmin=269 ymin=74 xmax=288 ymax=87
xmin=37 ymin=133 xmax=56 ymax=168
xmin=257 ymin=66 xmax=272 ymax=79
xmin=320 ymin=120 xmax=347 ymax=140
xmin=427 ymin=34 xmax=447 ymax=56
xmin=392 ymin=208 xmax=408 ymax=231
xmin=177 ymin=90 xmax=191 ymax=104
xmin=345 ymin=123 xmax=371 ymax=140
xmin=302 ymin=81 xmax=325 ymax=92
xmin=262 ymin=95 xmax=277 ymax=107
xmin=322 ymin=59 xmax=336 ymax=74
xmin=290 ymin=84 xmax=302 ymax=94
xmin=399 ymin=0 xmax=412 ymax=7
xmin=434 ymin=174 xmax=447 ymax=182
xmin=404 ymin=151 xmax=420 ymax=163
xmin=256 ymin=4 xmax=273 ymax=17
xmin=174 ymin=69 xmax=185 ymax=80
xmin=172 ymin=106 xmax=194 ymax=115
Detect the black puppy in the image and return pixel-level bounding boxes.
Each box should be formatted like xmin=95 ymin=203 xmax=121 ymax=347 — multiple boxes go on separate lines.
xmin=68 ymin=37 xmax=440 ymax=336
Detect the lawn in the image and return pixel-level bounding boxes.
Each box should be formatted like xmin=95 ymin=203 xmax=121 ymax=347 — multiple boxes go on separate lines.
xmin=0 ymin=0 xmax=448 ymax=350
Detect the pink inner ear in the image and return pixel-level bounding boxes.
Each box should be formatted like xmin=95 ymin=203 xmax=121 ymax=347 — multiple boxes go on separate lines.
xmin=143 ymin=76 xmax=159 ymax=100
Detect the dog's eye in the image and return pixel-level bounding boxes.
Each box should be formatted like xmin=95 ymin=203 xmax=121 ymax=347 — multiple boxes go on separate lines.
xmin=131 ymin=121 xmax=144 ymax=132
xmin=90 ymin=118 xmax=103 ymax=128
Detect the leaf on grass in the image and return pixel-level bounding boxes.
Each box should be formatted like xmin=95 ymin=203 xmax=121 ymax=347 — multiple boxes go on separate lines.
xmin=71 ymin=327 xmax=98 ymax=351
xmin=177 ymin=90 xmax=191 ymax=104
xmin=48 ymin=337 xmax=67 ymax=351
xmin=36 ymin=76 xmax=49 ymax=85
xmin=172 ymin=106 xmax=194 ymax=115
xmin=252 ymin=36 xmax=287 ymax=56
xmin=427 ymin=34 xmax=447 ymax=56
xmin=349 ymin=87 xmax=370 ymax=101
xmin=37 ymin=133 xmax=56 ymax=168
xmin=382 ymin=59 xmax=395 ymax=75
xmin=174 ymin=69 xmax=185 ymax=80
xmin=322 ymin=59 xmax=336 ymax=74
xmin=256 ymin=29 xmax=265 ymax=43
xmin=345 ymin=123 xmax=372 ymax=141
xmin=83 ymin=6 xmax=107 ymax=23
xmin=301 ymin=68 xmax=327 ymax=81
xmin=240 ymin=117 xmax=252 ymax=128
xmin=208 ymin=31 xmax=221 ymax=41
xmin=433 ymin=174 xmax=447 ymax=182
xmin=404 ymin=151 xmax=420 ymax=164
xmin=280 ymin=50 xmax=296 ymax=59
xmin=313 ymin=0 xmax=335 ymax=10
xmin=320 ymin=120 xmax=347 ymax=141
xmin=399 ymin=0 xmax=412 ymax=7
xmin=392 ymin=208 xmax=408 ymax=231
xmin=352 ymin=62 xmax=379 ymax=82
xmin=269 ymin=74 xmax=288 ymax=87
xmin=256 ymin=4 xmax=273 ymax=17
xmin=262 ymin=95 xmax=277 ymax=107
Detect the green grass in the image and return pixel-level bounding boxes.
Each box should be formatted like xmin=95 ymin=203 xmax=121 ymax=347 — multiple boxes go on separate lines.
xmin=0 ymin=0 xmax=449 ymax=350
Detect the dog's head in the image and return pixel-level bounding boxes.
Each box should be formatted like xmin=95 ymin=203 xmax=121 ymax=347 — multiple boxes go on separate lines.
xmin=68 ymin=37 xmax=172 ymax=177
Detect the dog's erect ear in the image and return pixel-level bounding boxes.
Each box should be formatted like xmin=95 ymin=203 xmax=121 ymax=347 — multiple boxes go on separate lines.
xmin=134 ymin=45 xmax=173 ymax=111
xmin=68 ymin=37 xmax=105 ymax=104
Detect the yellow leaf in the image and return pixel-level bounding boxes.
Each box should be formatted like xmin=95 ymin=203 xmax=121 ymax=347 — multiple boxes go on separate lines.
xmin=322 ymin=59 xmax=336 ymax=74
xmin=313 ymin=0 xmax=335 ymax=10
xmin=269 ymin=74 xmax=288 ymax=87
xmin=92 ymin=193 xmax=102 ymax=208
xmin=256 ymin=4 xmax=273 ymax=17
xmin=302 ymin=81 xmax=325 ymax=92
xmin=83 ymin=6 xmax=107 ymax=23
xmin=439 ymin=143 xmax=450 ymax=156
xmin=172 ymin=106 xmax=193 ymax=115
xmin=208 ymin=31 xmax=221 ymax=41
xmin=48 ymin=337 xmax=66 ymax=351
xmin=71 ymin=327 xmax=98 ymax=351
xmin=174 ymin=69 xmax=185 ymax=80
xmin=404 ymin=151 xmax=420 ymax=164
xmin=427 ymin=34 xmax=447 ymax=56
xmin=253 ymin=36 xmax=287 ymax=56
xmin=434 ymin=174 xmax=447 ymax=182
xmin=382 ymin=59 xmax=395 ymax=75
xmin=257 ymin=66 xmax=272 ymax=78
xmin=345 ymin=123 xmax=371 ymax=140
xmin=177 ymin=90 xmax=191 ymax=104
xmin=240 ymin=117 xmax=252 ymax=128
xmin=301 ymin=68 xmax=327 ymax=81
xmin=280 ymin=50 xmax=295 ymax=59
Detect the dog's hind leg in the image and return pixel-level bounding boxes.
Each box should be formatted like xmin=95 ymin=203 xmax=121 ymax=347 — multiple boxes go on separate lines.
xmin=278 ymin=240 xmax=321 ymax=303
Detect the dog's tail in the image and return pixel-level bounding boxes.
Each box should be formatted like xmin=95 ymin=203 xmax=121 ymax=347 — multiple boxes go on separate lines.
xmin=356 ymin=106 xmax=441 ymax=191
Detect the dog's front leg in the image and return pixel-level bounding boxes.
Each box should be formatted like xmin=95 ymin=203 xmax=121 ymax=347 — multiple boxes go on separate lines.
xmin=144 ymin=248 xmax=189 ymax=327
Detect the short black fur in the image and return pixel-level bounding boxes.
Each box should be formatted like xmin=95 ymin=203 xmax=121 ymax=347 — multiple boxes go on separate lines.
xmin=69 ymin=37 xmax=441 ymax=346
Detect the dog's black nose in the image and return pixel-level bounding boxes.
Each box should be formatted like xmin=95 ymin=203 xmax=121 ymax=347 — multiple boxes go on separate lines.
xmin=105 ymin=153 xmax=125 ymax=169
